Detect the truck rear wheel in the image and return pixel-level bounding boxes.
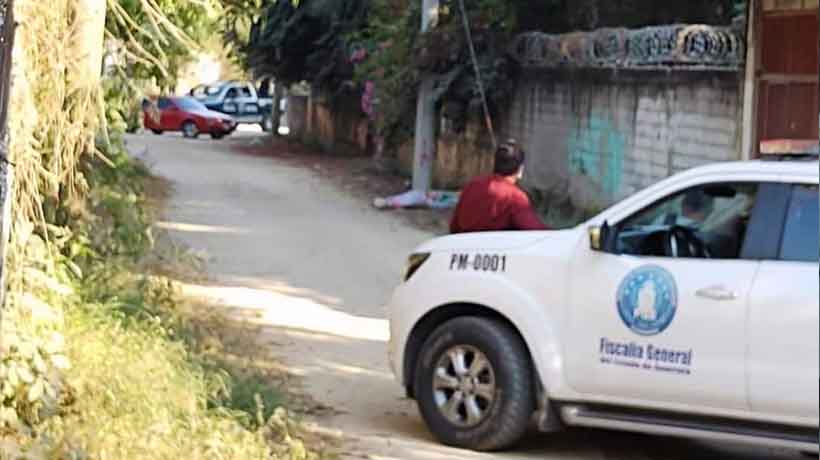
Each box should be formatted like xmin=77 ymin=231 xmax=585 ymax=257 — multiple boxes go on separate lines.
xmin=413 ymin=316 xmax=535 ymax=451
xmin=261 ymin=114 xmax=273 ymax=132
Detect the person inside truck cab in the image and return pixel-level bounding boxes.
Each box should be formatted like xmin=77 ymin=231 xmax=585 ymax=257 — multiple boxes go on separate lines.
xmin=667 ymin=190 xmax=715 ymax=227
xmin=450 ymin=140 xmax=549 ymax=234
xmin=627 ymin=185 xmax=754 ymax=259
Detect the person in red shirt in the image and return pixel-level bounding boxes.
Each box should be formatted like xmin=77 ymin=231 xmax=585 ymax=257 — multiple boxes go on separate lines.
xmin=450 ymin=140 xmax=549 ymax=234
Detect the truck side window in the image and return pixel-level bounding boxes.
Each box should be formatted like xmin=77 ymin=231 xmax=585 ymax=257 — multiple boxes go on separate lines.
xmin=779 ymin=185 xmax=819 ymax=263
xmin=616 ymin=183 xmax=759 ymax=259
xmin=258 ymin=78 xmax=271 ymax=98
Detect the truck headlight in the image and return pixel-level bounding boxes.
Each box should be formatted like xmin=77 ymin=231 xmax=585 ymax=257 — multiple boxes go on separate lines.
xmin=404 ymin=253 xmax=430 ymax=282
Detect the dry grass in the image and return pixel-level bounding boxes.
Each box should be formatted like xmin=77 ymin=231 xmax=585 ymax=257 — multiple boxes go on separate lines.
xmin=0 ymin=1 xmax=332 ymax=456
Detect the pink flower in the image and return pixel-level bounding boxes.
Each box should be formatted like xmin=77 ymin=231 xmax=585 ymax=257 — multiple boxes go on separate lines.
xmin=350 ymin=47 xmax=367 ymax=64
xmin=361 ymin=81 xmax=376 ymax=119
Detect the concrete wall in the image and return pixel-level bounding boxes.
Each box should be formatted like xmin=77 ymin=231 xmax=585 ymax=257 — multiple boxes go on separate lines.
xmin=501 ymin=69 xmax=743 ymax=225
xmin=395 ymin=124 xmax=495 ymax=190
xmin=288 ymin=71 xmax=744 ymax=227
xmin=296 ymin=92 xmax=369 ymax=156
xmin=287 ymin=95 xmax=308 ymax=139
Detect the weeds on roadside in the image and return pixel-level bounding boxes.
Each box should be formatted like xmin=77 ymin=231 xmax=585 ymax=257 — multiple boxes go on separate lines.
xmin=49 ymin=141 xmax=327 ymax=459
xmin=1 ymin=0 xmax=328 ymax=457
xmin=3 ymin=134 xmax=328 ymax=459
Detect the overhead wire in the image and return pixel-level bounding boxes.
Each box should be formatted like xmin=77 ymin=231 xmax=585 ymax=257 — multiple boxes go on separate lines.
xmin=457 ymin=0 xmax=497 ymax=149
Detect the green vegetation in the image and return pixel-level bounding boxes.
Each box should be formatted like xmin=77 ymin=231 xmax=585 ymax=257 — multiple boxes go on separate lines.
xmin=104 ymin=0 xmax=218 ymax=132
xmin=235 ymin=0 xmax=745 ymax=150
xmin=105 ymin=0 xmax=216 ymax=91
xmin=1 ymin=1 xmax=325 ymax=458
xmin=352 ymin=0 xmax=519 ymax=145
xmin=237 ymin=0 xmax=522 ymax=147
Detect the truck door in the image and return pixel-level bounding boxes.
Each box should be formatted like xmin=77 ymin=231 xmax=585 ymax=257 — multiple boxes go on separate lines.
xmin=566 ymin=181 xmax=764 ymax=411
xmin=747 ymin=183 xmax=819 ymax=423
xmin=237 ymin=84 xmax=260 ymax=123
xmin=222 ymin=86 xmax=240 ymax=115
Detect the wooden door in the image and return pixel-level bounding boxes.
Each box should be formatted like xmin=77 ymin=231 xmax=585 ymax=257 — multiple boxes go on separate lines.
xmin=756 ymin=7 xmax=819 ymax=154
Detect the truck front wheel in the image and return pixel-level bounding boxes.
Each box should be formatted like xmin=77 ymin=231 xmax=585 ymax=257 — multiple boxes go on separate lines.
xmin=413 ymin=316 xmax=535 ymax=451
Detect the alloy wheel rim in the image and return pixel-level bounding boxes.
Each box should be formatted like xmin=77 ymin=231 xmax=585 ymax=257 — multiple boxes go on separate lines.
xmin=432 ymin=345 xmax=496 ymax=428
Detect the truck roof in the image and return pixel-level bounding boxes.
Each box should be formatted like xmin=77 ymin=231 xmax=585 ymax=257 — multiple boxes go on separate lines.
xmin=682 ymin=156 xmax=818 ymax=181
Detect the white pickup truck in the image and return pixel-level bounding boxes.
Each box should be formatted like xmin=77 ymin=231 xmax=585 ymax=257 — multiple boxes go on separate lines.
xmin=190 ymin=80 xmax=285 ymax=132
xmin=387 ymin=154 xmax=819 ymax=452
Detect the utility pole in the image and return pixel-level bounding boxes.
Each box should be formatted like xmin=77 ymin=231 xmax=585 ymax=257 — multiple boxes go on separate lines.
xmin=412 ymin=0 xmax=439 ymax=192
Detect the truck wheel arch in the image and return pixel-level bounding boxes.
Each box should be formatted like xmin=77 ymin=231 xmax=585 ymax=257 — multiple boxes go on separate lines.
xmin=403 ymin=302 xmax=541 ymax=399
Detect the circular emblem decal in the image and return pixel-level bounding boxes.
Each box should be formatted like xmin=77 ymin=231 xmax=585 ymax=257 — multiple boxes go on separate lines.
xmin=616 ymin=265 xmax=678 ymax=336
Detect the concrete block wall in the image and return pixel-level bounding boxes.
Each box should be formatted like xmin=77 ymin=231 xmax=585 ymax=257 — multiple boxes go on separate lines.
xmin=286 ymin=95 xmax=308 ymax=139
xmin=502 ymin=70 xmax=742 ymax=225
xmin=297 ymin=92 xmax=371 ymax=156
xmin=395 ymin=118 xmax=495 ymax=190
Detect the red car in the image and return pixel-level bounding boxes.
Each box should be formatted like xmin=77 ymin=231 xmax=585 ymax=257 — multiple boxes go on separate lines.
xmin=143 ymin=96 xmax=237 ymax=139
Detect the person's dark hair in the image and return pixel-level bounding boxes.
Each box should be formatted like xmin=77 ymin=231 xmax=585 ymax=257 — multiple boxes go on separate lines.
xmin=682 ymin=189 xmax=713 ymax=214
xmin=494 ymin=140 xmax=526 ymax=176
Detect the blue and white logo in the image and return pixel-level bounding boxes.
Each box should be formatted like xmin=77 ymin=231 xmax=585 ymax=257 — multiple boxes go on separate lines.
xmin=616 ymin=265 xmax=678 ymax=336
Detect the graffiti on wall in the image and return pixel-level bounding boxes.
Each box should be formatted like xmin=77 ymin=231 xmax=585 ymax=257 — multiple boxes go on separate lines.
xmin=567 ymin=113 xmax=625 ymax=199
xmin=511 ymin=24 xmax=745 ymax=69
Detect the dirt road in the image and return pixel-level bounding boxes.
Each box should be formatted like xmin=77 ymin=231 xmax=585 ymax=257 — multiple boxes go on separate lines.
xmin=126 ymin=131 xmax=803 ymax=460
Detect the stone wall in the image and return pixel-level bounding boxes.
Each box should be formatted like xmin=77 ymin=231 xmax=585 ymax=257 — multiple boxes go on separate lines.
xmin=295 ymin=92 xmax=370 ymax=156
xmin=502 ymin=69 xmax=743 ymax=225
xmin=395 ymin=118 xmax=495 ymax=190
xmin=286 ymin=95 xmax=308 ymax=138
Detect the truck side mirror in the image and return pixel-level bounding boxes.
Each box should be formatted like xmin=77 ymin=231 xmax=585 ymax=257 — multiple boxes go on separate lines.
xmin=589 ymin=226 xmax=603 ymax=251
xmin=589 ymin=221 xmax=614 ymax=252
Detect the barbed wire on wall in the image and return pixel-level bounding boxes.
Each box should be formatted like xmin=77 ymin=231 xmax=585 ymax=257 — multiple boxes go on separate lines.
xmin=511 ymin=24 xmax=745 ymax=71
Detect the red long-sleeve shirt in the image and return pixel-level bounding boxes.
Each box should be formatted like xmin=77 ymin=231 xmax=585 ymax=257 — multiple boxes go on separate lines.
xmin=450 ymin=175 xmax=548 ymax=234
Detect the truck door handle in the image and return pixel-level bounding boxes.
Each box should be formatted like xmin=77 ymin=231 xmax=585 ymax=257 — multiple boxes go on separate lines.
xmin=695 ymin=286 xmax=738 ymax=301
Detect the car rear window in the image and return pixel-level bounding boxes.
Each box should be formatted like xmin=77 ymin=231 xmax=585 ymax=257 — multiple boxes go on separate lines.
xmin=779 ymin=184 xmax=819 ymax=263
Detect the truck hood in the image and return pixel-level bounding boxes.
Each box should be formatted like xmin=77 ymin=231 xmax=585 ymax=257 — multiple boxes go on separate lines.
xmin=414 ymin=229 xmax=580 ymax=254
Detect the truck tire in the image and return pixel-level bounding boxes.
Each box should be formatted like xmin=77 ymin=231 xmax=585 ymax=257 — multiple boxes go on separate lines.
xmin=151 ymin=129 xmax=163 ymax=135
xmin=261 ymin=114 xmax=273 ymax=132
xmin=413 ymin=316 xmax=535 ymax=451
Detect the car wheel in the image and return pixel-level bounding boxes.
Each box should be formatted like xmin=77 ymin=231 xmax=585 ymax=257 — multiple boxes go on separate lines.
xmin=414 ymin=316 xmax=535 ymax=451
xmin=182 ymin=121 xmax=199 ymax=139
xmin=261 ymin=114 xmax=273 ymax=132
xmin=210 ymin=132 xmax=224 ymax=140
xmin=151 ymin=129 xmax=163 ymax=135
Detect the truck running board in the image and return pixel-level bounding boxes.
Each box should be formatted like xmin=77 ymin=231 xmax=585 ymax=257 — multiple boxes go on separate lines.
xmin=560 ymin=404 xmax=819 ymax=453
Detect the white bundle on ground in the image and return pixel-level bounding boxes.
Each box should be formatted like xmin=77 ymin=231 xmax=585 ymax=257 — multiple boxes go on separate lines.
xmin=373 ymin=190 xmax=460 ymax=210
